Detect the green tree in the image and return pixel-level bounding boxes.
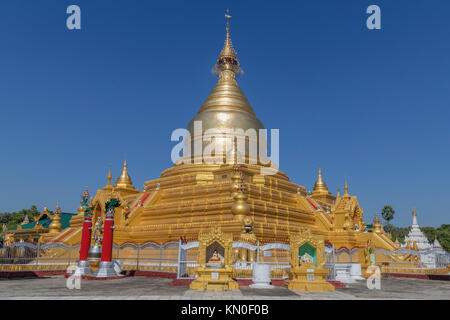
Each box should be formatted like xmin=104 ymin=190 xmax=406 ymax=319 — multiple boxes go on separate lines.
xmin=0 ymin=205 xmax=41 ymax=229
xmin=381 ymin=205 xmax=395 ymax=224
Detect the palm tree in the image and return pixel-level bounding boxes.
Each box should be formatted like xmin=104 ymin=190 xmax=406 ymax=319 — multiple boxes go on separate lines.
xmin=381 ymin=205 xmax=395 ymax=224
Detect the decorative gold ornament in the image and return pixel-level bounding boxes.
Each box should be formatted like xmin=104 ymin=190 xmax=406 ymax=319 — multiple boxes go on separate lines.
xmin=48 ymin=202 xmax=62 ymax=234
xmin=287 ymin=228 xmax=334 ymax=292
xmin=242 ymin=216 xmax=253 ymax=234
xmin=189 ymin=226 xmax=238 ymax=290
xmin=115 ymin=161 xmax=134 ymax=189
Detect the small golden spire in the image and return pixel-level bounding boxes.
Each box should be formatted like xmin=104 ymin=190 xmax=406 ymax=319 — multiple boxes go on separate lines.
xmin=49 ymin=202 xmax=62 ymax=234
xmin=373 ymin=213 xmax=380 ymax=225
xmin=344 ymin=176 xmax=349 ymax=196
xmin=115 ymin=160 xmax=134 ymax=189
xmin=313 ymin=168 xmax=329 ymax=193
xmin=373 ymin=213 xmax=382 ymax=234
xmin=107 ymin=165 xmax=112 ymax=186
xmin=54 ymin=201 xmax=62 ymax=215
xmin=336 ymin=188 xmax=341 ymax=198
xmin=412 ymin=207 xmax=417 ymax=216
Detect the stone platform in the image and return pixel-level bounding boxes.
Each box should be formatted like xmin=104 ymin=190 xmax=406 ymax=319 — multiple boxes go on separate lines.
xmin=0 ymin=276 xmax=449 ymax=300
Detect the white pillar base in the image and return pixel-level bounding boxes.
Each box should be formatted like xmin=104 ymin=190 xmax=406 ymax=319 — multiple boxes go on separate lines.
xmin=70 ymin=260 xmax=93 ymax=276
xmin=250 ymin=263 xmax=274 ymax=289
xmin=95 ymin=261 xmax=121 ymax=278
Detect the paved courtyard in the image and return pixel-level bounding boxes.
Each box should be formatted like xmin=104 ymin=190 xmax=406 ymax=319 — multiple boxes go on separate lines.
xmin=0 ymin=276 xmax=449 ymax=299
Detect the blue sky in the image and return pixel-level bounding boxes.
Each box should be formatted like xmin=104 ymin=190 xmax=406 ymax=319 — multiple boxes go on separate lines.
xmin=0 ymin=0 xmax=449 ymax=227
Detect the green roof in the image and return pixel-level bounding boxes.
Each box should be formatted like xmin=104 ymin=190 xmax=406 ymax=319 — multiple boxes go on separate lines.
xmin=9 ymin=212 xmax=76 ymax=231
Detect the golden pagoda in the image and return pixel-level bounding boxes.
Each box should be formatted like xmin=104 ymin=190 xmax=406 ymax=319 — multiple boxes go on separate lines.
xmin=39 ymin=16 xmax=398 ymax=257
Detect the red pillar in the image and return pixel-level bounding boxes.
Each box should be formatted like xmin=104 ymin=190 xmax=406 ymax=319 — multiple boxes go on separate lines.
xmin=79 ymin=216 xmax=92 ymax=261
xmin=100 ymin=215 xmax=114 ymax=262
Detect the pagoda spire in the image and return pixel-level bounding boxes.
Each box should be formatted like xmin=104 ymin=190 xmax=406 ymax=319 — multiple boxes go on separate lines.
xmin=115 ymin=160 xmax=134 ymax=189
xmin=343 ymin=176 xmax=350 ymax=196
xmin=313 ymin=168 xmax=330 ymax=194
xmin=412 ymin=207 xmax=418 ymax=226
xmin=191 ymin=10 xmax=262 ymax=134
xmin=214 ymin=9 xmax=242 ymax=77
xmin=105 ymin=165 xmax=113 ymax=189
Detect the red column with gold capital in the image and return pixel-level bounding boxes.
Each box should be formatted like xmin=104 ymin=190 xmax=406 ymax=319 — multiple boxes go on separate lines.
xmin=100 ymin=215 xmax=114 ymax=263
xmin=79 ymin=216 xmax=92 ymax=261
xmin=73 ymin=188 xmax=94 ymax=276
xmin=96 ymin=197 xmax=121 ymax=278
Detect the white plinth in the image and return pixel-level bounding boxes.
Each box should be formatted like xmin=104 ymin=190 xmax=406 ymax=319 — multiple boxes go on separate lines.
xmin=249 ymin=263 xmax=274 ymax=289
xmin=349 ymin=264 xmax=364 ymax=280
xmin=206 ymin=262 xmax=222 ymax=269
xmin=335 ymin=263 xmax=356 ymax=283
xmin=113 ymin=260 xmax=122 ymax=275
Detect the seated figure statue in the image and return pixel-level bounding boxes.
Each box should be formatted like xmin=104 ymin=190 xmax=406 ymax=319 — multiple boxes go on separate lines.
xmin=207 ymin=250 xmax=224 ymax=269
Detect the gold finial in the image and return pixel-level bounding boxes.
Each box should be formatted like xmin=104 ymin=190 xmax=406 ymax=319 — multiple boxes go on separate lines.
xmin=412 ymin=207 xmax=417 ymax=216
xmin=107 ymin=165 xmax=112 ymax=186
xmin=49 ymin=202 xmax=62 ymax=234
xmin=337 ymin=188 xmax=341 ymax=198
xmin=313 ymin=168 xmax=329 ymax=193
xmin=115 ymin=160 xmax=134 ymax=189
xmin=214 ymin=9 xmax=242 ymax=76
xmin=54 ymin=201 xmax=62 ymax=215
xmin=225 ymin=8 xmax=232 ymax=19
xmin=373 ymin=213 xmax=380 ymax=224
xmin=344 ymin=176 xmax=349 ymax=196
xmin=373 ymin=213 xmax=382 ymax=234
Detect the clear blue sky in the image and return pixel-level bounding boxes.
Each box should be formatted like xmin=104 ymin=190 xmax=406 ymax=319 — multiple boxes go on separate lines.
xmin=0 ymin=0 xmax=449 ymax=227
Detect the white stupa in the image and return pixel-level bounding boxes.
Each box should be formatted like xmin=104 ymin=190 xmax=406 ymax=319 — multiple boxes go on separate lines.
xmin=402 ymin=208 xmax=432 ymax=250
xmin=433 ymin=237 xmax=443 ymax=249
xmin=401 ymin=208 xmax=449 ymax=268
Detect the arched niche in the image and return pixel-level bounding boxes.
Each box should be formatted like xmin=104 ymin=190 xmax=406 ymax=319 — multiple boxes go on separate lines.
xmin=299 ymin=242 xmax=317 ymax=267
xmin=206 ymin=241 xmax=225 ymax=264
xmin=197 ymin=227 xmax=233 ymax=267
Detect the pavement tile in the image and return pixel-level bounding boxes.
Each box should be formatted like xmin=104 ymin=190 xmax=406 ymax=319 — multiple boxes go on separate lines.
xmin=0 ymin=276 xmax=449 ymax=300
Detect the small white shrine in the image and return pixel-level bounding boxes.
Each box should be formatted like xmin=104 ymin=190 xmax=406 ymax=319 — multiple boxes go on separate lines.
xmin=401 ymin=209 xmax=447 ymax=268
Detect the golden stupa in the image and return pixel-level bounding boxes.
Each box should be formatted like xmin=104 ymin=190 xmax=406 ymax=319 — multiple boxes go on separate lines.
xmin=40 ymin=17 xmax=398 ymax=256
